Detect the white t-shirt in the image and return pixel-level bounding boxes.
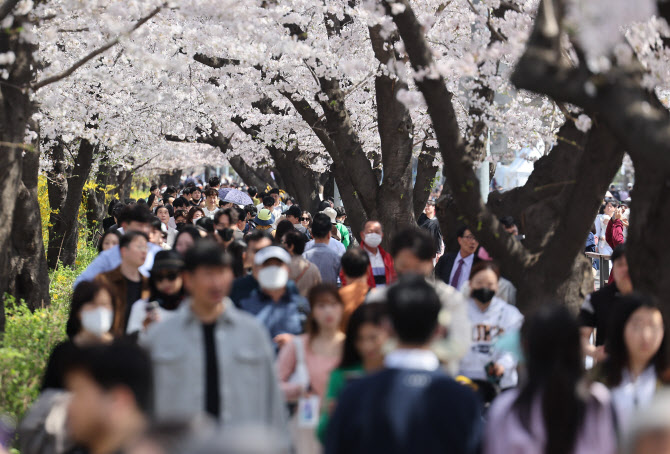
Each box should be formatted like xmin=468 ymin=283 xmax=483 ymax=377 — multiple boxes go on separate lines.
xmin=367 ymin=249 xmax=386 ymax=288
xmin=458 ymin=296 xmax=524 ymax=389
xmin=610 ymin=365 xmax=657 ymax=433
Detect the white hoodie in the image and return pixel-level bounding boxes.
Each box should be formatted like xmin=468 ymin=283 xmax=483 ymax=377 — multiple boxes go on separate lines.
xmin=458 ymin=296 xmax=523 ymax=389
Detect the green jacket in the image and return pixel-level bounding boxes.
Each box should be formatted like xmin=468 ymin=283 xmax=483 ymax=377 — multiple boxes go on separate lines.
xmin=336 ymin=223 xmax=350 ymax=248
xmin=317 ymin=365 xmax=365 ymax=442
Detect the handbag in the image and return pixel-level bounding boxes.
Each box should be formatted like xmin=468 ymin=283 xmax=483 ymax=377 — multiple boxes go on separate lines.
xmin=288 ymin=335 xmax=310 ymax=393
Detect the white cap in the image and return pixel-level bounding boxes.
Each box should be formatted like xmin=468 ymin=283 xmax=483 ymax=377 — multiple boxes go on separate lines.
xmin=254 ymin=246 xmax=291 ymax=266
xmin=322 ymin=207 xmax=337 ymax=225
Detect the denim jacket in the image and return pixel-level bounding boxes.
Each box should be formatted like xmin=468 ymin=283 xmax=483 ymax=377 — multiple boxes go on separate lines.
xmin=139 ymin=299 xmax=289 ymax=436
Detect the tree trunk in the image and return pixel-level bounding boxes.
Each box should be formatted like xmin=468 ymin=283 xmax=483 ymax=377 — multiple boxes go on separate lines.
xmin=0 ymin=10 xmax=37 ymax=331
xmin=7 ymin=129 xmax=49 ymax=311
xmin=413 ymin=142 xmax=440 ymax=219
xmin=158 ymin=169 xmax=182 ymax=188
xmin=85 ymin=159 xmax=112 ymax=237
xmin=47 ymin=139 xmax=95 ymax=269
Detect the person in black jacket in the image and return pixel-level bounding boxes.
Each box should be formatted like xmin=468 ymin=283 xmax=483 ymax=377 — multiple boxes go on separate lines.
xmin=435 ymin=226 xmax=482 ymax=290
xmin=325 ymin=275 xmax=482 ymax=454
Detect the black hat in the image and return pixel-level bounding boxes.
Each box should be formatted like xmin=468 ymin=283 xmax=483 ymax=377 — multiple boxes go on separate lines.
xmin=151 ymin=250 xmax=184 ymax=274
xmin=283 ymin=205 xmax=302 ymax=218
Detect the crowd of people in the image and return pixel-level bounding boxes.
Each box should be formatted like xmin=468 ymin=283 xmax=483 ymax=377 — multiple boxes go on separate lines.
xmin=11 ymin=175 xmax=670 ymax=454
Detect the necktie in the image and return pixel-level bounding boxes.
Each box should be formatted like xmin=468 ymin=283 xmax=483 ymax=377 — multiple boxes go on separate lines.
xmin=450 ymin=258 xmax=465 ymax=288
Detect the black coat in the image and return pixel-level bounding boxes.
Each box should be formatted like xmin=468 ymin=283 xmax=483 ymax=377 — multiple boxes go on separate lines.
xmin=325 ymin=368 xmax=482 ymax=454
xmin=435 ymin=252 xmax=482 ymax=286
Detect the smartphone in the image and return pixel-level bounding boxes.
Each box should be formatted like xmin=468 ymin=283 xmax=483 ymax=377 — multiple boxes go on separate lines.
xmin=146 ymin=301 xmax=159 ymax=314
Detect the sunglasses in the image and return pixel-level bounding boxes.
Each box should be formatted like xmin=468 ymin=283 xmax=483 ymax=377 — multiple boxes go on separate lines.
xmin=153 ymin=271 xmax=179 ymax=282
xmin=300 ymin=217 xmax=310 ymax=222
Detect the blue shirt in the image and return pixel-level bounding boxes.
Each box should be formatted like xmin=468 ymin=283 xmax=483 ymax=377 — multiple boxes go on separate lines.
xmin=73 ymin=243 xmax=162 ymax=288
xmin=303 ymin=243 xmax=342 ymax=284
xmin=305 ymin=238 xmax=345 ymax=257
xmin=239 ymin=289 xmax=309 ymax=350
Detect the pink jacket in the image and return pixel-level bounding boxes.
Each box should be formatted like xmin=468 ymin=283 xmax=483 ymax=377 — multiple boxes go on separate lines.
xmin=483 ymin=383 xmax=616 ymax=454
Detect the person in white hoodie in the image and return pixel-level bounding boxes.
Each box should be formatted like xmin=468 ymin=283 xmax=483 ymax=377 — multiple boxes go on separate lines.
xmin=459 ymin=261 xmax=523 ymax=390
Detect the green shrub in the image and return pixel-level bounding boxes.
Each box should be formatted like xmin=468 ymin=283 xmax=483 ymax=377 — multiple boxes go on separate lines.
xmin=0 ymin=242 xmax=97 ymax=424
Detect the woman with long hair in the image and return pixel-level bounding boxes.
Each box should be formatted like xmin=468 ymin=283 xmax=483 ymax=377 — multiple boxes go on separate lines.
xmin=598 ymin=293 xmax=668 ymax=433
xmin=484 ymin=304 xmax=617 ymax=454
xmin=317 ymin=302 xmax=387 ymax=442
xmin=277 ymin=284 xmax=345 ymax=453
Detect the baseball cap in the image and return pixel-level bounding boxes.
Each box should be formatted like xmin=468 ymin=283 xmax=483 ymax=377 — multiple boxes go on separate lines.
xmin=254 ymin=246 xmax=291 ymax=266
xmin=322 ymin=207 xmax=337 ymax=225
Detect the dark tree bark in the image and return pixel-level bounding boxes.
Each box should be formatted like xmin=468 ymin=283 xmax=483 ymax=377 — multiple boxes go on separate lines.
xmin=413 ymin=140 xmax=440 ymax=220
xmin=85 ymin=157 xmax=113 ymax=237
xmin=7 ymin=123 xmax=49 ymax=313
xmin=509 ymin=0 xmax=670 ymax=307
xmin=47 ymin=139 xmax=96 ymax=269
xmin=384 ymin=0 xmax=625 ymax=312
xmin=158 ymin=169 xmax=182 ymax=188
xmin=0 ymin=8 xmax=39 ymax=331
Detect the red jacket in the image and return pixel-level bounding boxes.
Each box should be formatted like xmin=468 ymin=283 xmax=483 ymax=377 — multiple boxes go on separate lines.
xmin=605 ymin=218 xmax=624 ymax=283
xmin=606 ymin=218 xmax=624 ymax=250
xmin=340 ymin=243 xmax=397 ymax=288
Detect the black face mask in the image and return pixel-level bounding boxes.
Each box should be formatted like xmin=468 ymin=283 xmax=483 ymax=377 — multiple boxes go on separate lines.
xmin=218 ymin=228 xmax=234 ymax=242
xmin=471 ymin=288 xmax=495 ymax=304
xmin=175 ymin=223 xmax=186 ymax=232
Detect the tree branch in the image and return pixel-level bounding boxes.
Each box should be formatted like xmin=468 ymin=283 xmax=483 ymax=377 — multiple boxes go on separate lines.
xmin=31 ymin=3 xmax=166 ymax=91
xmin=0 ymin=0 xmax=20 ymax=22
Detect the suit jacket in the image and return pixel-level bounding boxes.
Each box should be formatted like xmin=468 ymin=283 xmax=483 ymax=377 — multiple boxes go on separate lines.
xmin=94 ymin=266 xmax=150 ymax=337
xmin=325 ymin=368 xmax=482 ymax=454
xmin=435 ymin=252 xmax=482 ymax=287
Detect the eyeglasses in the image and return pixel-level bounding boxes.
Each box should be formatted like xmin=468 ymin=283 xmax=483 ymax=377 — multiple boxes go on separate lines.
xmin=153 ymin=272 xmax=179 ymax=282
xmin=300 ymin=217 xmax=310 ymax=222
xmin=462 ymin=235 xmax=477 ymax=241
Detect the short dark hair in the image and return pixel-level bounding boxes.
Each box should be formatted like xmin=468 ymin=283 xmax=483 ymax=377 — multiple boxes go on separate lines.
xmin=262 ymin=196 xmax=275 ymax=207
xmin=182 ymin=187 xmax=192 ymax=195
xmin=318 ymin=200 xmax=331 ymax=212
xmin=195 ymin=217 xmax=215 ymax=233
xmin=150 ymin=216 xmax=163 ymax=231
xmin=108 ymin=199 xmax=120 ymax=217
xmin=499 ymin=216 xmax=516 ymax=229
xmin=247 ymin=186 xmax=258 ymax=197
xmin=335 ymin=206 xmax=346 ymax=217
xmin=64 ymin=341 xmax=153 ymax=414
xmin=165 ymin=186 xmax=177 ymax=196
xmin=155 ymin=205 xmax=173 ymax=218
xmin=390 ymin=228 xmax=435 ymax=260
xmin=222 ymin=208 xmax=239 ymax=224
xmin=275 ymin=220 xmax=295 ymax=244
xmin=209 ymin=176 xmax=220 ymax=187
xmin=311 ymin=213 xmax=332 ymax=239
xmin=269 ymin=188 xmax=280 ymax=195
xmin=244 ymin=229 xmax=273 ymax=245
xmin=387 ymin=275 xmax=441 ymax=345
xmin=120 ymin=231 xmax=149 ymax=249
xmin=232 ymin=206 xmax=245 ymax=223
xmin=244 ymin=204 xmax=257 ymax=217
xmin=204 ymin=188 xmax=218 ymax=197
xmin=66 ymin=281 xmax=114 ymax=338
xmin=183 ymin=240 xmax=232 ymax=271
xmin=469 ymin=261 xmax=501 ymax=280
xmin=150 ymin=185 xmax=158 ymax=192
xmin=341 ymin=248 xmax=370 ymax=278
xmin=173 ymin=197 xmax=189 ymax=208
xmin=456 ymin=225 xmax=472 ymax=238
xmin=612 ymin=244 xmax=626 ymax=263
xmin=284 ymin=230 xmax=307 ymax=254
xmin=118 ymin=204 xmax=153 ymax=226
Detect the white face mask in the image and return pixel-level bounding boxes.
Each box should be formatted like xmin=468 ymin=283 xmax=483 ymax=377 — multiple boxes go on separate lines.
xmin=258 ymin=266 xmax=289 ymax=290
xmin=364 ymin=233 xmax=382 ymax=248
xmin=81 ymin=307 xmax=113 ymax=336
